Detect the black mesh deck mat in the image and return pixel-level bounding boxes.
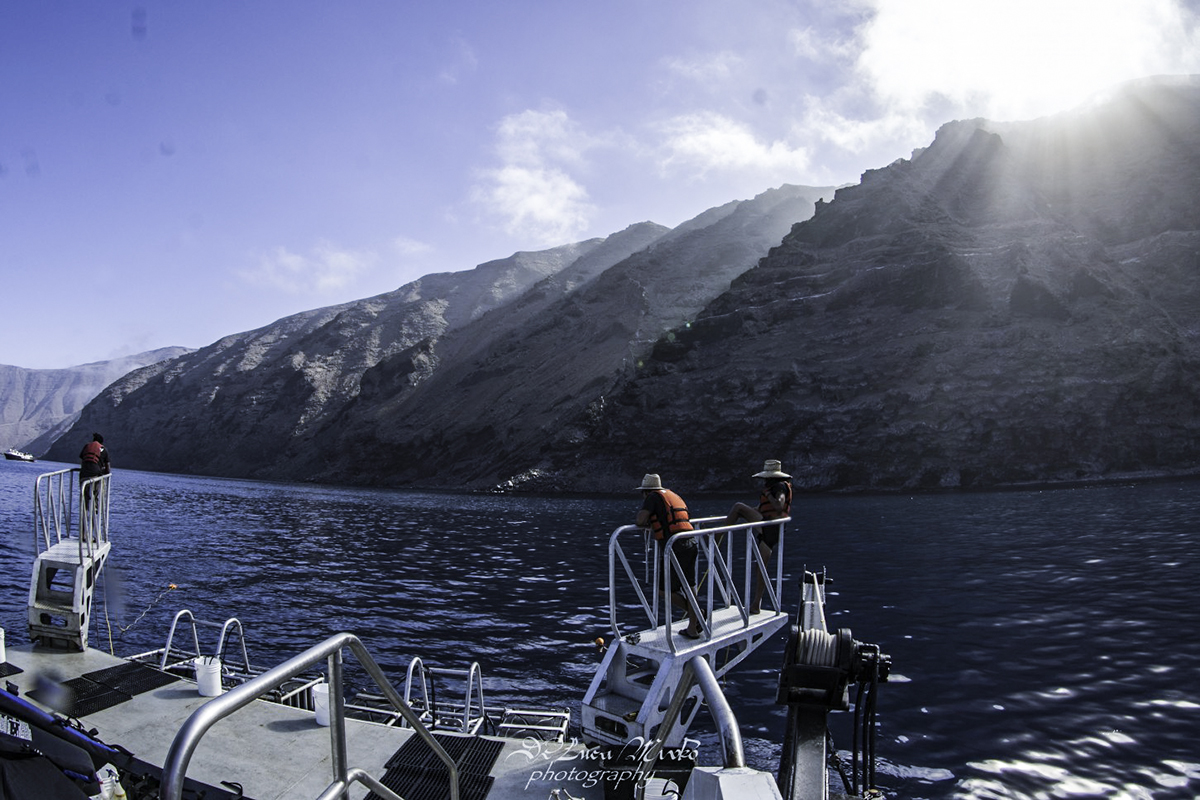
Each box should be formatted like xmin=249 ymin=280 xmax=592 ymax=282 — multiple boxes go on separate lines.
xmin=29 ymin=661 xmax=179 ymax=717
xmin=0 ymin=663 xmax=23 ymax=678
xmin=82 ymin=661 xmax=179 ymax=696
xmin=30 ymin=676 xmax=131 ymax=717
xmin=366 ymin=733 xmax=503 ymax=800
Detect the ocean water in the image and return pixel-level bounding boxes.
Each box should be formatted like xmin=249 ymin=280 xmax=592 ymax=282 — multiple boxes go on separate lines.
xmin=1 ymin=458 xmax=1198 ymax=799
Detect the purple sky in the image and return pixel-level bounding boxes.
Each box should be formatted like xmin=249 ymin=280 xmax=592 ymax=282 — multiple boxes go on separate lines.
xmin=3 ymin=0 xmax=1199 ymax=368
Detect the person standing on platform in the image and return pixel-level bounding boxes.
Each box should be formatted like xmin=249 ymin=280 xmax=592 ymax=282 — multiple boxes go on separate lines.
xmin=79 ymin=433 xmax=111 ymax=511
xmin=636 ymin=473 xmax=703 ymax=639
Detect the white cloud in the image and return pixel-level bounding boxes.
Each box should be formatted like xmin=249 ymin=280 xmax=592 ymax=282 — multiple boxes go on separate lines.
xmin=392 ymin=236 xmax=433 ymax=257
xmin=473 ymin=109 xmax=600 ymax=245
xmin=788 ymin=26 xmax=858 ymax=62
xmin=438 ymin=34 xmax=478 ymax=85
xmin=663 ymin=51 xmax=742 ymax=84
xmin=243 ymin=241 xmax=378 ymax=296
xmin=656 ymin=112 xmax=810 ymax=179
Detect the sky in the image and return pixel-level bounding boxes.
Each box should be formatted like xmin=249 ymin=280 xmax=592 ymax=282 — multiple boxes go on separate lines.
xmin=3 ymin=1 xmax=1200 ymax=369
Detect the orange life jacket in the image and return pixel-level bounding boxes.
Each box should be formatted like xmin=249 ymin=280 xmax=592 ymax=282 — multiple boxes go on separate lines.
xmin=759 ymin=481 xmax=792 ymax=520
xmin=648 ymin=488 xmax=693 ymax=541
xmin=81 ymin=441 xmax=104 ymax=464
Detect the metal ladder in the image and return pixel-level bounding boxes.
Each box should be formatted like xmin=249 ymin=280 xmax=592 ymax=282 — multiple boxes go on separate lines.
xmin=27 ymin=469 xmax=111 ymax=651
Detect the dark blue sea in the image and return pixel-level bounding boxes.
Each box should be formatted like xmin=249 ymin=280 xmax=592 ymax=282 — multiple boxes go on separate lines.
xmin=2 ymin=459 xmax=1198 ymax=799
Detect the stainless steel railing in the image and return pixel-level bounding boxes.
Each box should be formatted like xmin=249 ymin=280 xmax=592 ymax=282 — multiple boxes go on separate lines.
xmin=33 ymin=468 xmax=111 ymax=562
xmin=161 ymin=632 xmax=460 ymax=800
xmin=607 ymin=515 xmax=788 ymax=652
xmin=158 ymin=610 xmax=252 ymax=674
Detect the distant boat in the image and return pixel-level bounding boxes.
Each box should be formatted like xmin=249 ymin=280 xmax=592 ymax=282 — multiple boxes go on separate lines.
xmin=3 ymin=448 xmax=34 ymax=462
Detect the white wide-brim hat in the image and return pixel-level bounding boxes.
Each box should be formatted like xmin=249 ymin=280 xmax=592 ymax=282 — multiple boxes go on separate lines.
xmin=637 ymin=473 xmax=664 ymax=491
xmin=752 ymin=459 xmax=791 ymax=479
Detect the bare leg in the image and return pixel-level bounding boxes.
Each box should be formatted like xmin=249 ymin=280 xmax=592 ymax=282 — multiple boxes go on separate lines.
xmin=725 ymin=502 xmax=762 ymax=527
xmin=750 ymin=540 xmax=773 ymax=614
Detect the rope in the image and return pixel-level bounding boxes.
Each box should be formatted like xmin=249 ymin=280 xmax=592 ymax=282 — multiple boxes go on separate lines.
xmin=102 ymin=581 xmax=181 ymax=649
xmin=117 ymin=583 xmax=179 ymax=633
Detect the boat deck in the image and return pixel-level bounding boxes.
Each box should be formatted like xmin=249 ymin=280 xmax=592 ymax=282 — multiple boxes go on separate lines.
xmin=3 ymin=643 xmax=605 ymax=800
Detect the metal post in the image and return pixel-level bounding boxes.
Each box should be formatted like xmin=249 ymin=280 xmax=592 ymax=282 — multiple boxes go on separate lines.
xmin=328 ymin=650 xmax=348 ymax=796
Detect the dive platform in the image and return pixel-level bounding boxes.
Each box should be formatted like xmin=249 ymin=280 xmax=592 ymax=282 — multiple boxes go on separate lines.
xmin=582 ymin=518 xmax=792 ymax=748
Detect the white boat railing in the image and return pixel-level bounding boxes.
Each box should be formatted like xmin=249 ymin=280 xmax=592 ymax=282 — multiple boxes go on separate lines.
xmin=403 ymin=656 xmax=488 ymax=734
xmin=161 ymin=631 xmax=458 ymax=800
xmin=33 ymin=468 xmax=111 ymax=561
xmin=607 ymin=515 xmax=788 ymax=652
xmin=158 ymin=609 xmax=252 ymax=674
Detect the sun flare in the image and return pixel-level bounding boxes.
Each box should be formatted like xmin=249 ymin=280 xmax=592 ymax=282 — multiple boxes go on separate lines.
xmin=858 ymin=0 xmax=1200 ymax=121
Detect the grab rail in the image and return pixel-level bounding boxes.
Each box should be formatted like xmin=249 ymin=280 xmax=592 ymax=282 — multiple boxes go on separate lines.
xmin=404 ymin=657 xmax=488 ymax=734
xmin=161 ymin=632 xmax=460 ymax=800
xmin=159 ymin=610 xmax=251 ymax=673
xmin=607 ymin=515 xmax=788 ymax=652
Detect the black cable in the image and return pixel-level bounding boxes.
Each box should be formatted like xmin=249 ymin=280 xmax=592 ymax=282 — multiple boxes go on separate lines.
xmin=425 ymin=665 xmax=438 ymax=730
xmin=827 ymin=727 xmax=853 ymax=793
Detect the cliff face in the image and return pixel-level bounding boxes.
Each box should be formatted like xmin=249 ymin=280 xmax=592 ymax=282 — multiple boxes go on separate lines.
xmin=0 ymin=347 xmax=190 ymax=456
xmin=536 ymin=78 xmax=1200 ymax=492
xmin=50 ymin=185 xmax=834 ymax=484
xmin=51 ymin=78 xmax=1200 ymax=494
xmin=44 ymin=223 xmax=675 ymax=474
xmin=306 ymin=184 xmax=834 ymax=488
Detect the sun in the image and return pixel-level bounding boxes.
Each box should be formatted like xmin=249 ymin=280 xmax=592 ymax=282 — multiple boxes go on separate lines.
xmin=856 ymin=0 xmax=1200 ymax=121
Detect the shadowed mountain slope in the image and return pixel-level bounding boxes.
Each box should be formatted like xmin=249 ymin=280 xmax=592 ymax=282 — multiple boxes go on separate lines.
xmin=301 ymin=184 xmax=835 ymax=488
xmin=536 ymin=77 xmax=1200 ymax=492
xmin=44 ymin=224 xmax=671 ymax=474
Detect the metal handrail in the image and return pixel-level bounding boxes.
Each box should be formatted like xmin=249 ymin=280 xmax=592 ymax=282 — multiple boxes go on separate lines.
xmin=34 ymin=468 xmax=75 ymax=552
xmin=607 ymin=516 xmax=788 ymax=651
xmin=403 ymin=658 xmax=488 ymax=734
xmin=404 ymin=656 xmax=433 ymax=725
xmin=160 ymin=610 xmax=204 ymax=670
xmin=216 ymin=617 xmax=251 ymax=673
xmin=78 ymin=473 xmax=111 ymax=556
xmin=161 ymin=632 xmax=460 ymax=800
xmin=159 ymin=610 xmax=252 ymax=673
xmin=33 ymin=469 xmax=111 ymax=564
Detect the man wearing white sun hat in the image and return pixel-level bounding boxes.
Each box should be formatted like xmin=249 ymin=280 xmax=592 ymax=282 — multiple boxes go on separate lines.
xmin=725 ymin=459 xmax=792 ymax=614
xmin=636 ymin=473 xmax=703 ymax=639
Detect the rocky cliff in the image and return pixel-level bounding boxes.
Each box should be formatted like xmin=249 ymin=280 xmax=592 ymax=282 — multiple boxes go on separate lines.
xmin=532 ymin=76 xmax=1200 ymax=492
xmin=0 ymin=347 xmax=190 ymax=456
xmin=51 ymin=77 xmax=1200 ymax=494
xmin=44 ymin=222 xmax=675 ymax=473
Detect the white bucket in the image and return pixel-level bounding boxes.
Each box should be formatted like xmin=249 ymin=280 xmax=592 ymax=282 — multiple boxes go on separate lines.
xmin=195 ymin=657 xmax=223 ymax=697
xmin=312 ymin=683 xmax=331 ymax=726
xmin=0 ymin=627 xmax=6 ymax=664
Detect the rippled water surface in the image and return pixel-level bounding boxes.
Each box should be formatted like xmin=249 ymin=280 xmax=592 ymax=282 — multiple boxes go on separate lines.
xmin=2 ymin=459 xmax=1198 ymax=799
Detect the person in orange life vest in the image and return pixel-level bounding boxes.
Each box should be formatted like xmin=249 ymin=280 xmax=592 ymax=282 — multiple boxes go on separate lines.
xmin=636 ymin=473 xmax=703 ymax=639
xmin=79 ymin=432 xmax=110 ymax=480
xmin=725 ymin=459 xmax=792 ymax=614
xmin=79 ymin=432 xmax=111 ymax=510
